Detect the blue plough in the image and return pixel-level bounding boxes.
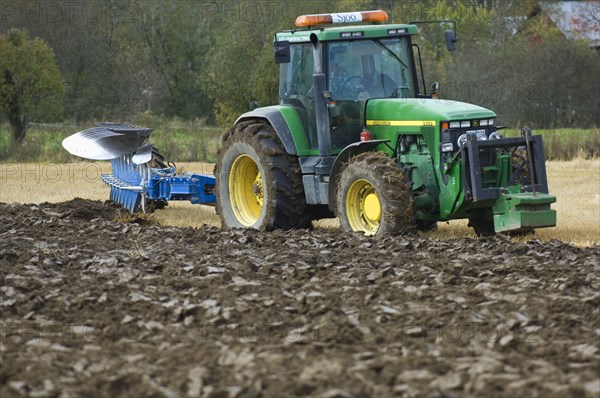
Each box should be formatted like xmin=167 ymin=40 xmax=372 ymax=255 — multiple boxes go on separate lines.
xmin=62 ymin=122 xmax=216 ymax=213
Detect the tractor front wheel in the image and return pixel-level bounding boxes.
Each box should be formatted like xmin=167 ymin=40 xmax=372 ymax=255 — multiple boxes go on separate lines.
xmin=336 ymin=152 xmax=415 ymax=235
xmin=215 ymin=120 xmax=310 ymax=231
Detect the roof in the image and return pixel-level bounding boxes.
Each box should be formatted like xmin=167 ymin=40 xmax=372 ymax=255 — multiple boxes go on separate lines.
xmin=277 ymin=24 xmax=419 ymax=43
xmin=539 ymin=1 xmax=600 ymax=47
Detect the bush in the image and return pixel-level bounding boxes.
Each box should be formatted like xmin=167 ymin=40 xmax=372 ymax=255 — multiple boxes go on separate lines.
xmin=0 ymin=117 xmax=224 ymax=163
xmin=439 ymin=15 xmax=600 ymax=129
xmin=504 ymin=128 xmax=600 ymax=160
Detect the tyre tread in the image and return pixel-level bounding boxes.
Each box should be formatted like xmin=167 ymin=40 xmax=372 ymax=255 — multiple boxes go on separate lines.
xmin=336 ymin=152 xmax=416 ymax=235
xmin=215 ymin=120 xmax=310 ymax=230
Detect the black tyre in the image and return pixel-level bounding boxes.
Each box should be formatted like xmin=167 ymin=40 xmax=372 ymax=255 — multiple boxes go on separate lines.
xmin=336 ymin=152 xmax=415 ymax=235
xmin=214 ymin=120 xmax=310 ymax=231
xmin=468 ymin=217 xmax=496 ymax=237
xmin=416 ymin=220 xmax=437 ymax=232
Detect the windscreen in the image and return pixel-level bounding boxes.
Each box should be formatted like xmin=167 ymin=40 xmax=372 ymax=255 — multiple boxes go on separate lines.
xmin=327 ymin=38 xmax=415 ymax=100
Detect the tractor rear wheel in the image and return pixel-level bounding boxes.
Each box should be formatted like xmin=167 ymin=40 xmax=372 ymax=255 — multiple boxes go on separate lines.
xmin=336 ymin=152 xmax=415 ymax=235
xmin=215 ymin=120 xmax=310 ymax=231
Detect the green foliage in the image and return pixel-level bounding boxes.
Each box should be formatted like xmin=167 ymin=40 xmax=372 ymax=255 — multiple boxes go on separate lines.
xmin=130 ymin=113 xmax=223 ymax=162
xmin=138 ymin=2 xmax=213 ymax=120
xmin=0 ymin=124 xmax=73 ymax=162
xmin=201 ymin=0 xmax=332 ymax=125
xmin=421 ymin=1 xmax=600 ymax=129
xmin=0 ymin=117 xmax=223 ymax=163
xmin=503 ymin=128 xmax=600 ymax=160
xmin=202 ymin=1 xmax=274 ymax=126
xmin=1 ymin=0 xmax=598 ymax=131
xmin=0 ymin=29 xmax=65 ymax=143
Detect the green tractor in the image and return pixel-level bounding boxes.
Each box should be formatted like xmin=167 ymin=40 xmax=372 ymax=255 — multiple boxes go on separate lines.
xmin=214 ymin=10 xmax=556 ymax=236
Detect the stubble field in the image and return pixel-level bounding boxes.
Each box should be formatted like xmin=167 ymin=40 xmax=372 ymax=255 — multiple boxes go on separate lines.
xmin=1 ymin=158 xmax=598 ymax=245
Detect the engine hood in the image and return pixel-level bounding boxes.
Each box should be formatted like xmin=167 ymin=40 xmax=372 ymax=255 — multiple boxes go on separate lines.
xmin=365 ymin=98 xmax=496 ymax=123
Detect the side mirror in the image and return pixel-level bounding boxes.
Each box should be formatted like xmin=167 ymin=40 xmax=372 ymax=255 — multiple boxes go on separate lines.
xmin=445 ymin=30 xmax=457 ymax=51
xmin=274 ymin=40 xmax=290 ymax=64
xmin=431 ymin=82 xmax=440 ymax=99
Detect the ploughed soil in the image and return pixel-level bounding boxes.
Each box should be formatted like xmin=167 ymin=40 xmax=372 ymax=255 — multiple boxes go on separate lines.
xmin=1 ymin=199 xmax=599 ymax=398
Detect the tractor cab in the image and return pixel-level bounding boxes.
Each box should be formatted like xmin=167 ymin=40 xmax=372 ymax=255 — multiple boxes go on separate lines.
xmin=277 ymin=11 xmax=420 ymax=150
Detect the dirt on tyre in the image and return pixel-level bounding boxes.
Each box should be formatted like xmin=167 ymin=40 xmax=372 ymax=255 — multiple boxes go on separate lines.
xmin=214 ymin=120 xmax=310 ymax=231
xmin=336 ymin=152 xmax=415 ymax=235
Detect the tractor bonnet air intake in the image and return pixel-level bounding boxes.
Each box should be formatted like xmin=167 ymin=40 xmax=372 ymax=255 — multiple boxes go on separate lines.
xmin=62 ymin=122 xmax=152 ymax=160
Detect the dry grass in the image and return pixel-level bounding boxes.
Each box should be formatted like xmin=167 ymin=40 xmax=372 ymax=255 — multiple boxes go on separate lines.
xmin=429 ymin=158 xmax=600 ymax=246
xmin=0 ymin=162 xmax=112 ymax=203
xmin=1 ymin=159 xmax=598 ymax=246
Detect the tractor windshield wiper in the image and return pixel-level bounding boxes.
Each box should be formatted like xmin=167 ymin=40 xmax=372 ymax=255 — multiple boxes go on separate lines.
xmin=374 ymin=39 xmax=408 ymax=70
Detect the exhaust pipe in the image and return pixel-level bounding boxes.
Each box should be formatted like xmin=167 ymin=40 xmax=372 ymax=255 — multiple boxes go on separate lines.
xmin=310 ymin=33 xmax=331 ymax=159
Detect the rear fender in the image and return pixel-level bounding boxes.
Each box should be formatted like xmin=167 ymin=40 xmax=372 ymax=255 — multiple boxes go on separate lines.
xmin=235 ymin=107 xmax=299 ymax=155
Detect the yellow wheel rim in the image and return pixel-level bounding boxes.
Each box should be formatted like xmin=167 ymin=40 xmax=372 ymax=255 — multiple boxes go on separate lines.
xmin=228 ymin=154 xmax=264 ymax=226
xmin=345 ymin=179 xmax=381 ymax=235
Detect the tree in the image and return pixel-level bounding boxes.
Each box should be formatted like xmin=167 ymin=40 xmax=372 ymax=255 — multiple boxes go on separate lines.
xmin=139 ymin=1 xmax=212 ymax=119
xmin=203 ymin=0 xmax=339 ymax=125
xmin=0 ymin=29 xmax=64 ymax=144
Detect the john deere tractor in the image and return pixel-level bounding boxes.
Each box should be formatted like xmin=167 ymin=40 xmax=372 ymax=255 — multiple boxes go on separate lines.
xmin=214 ymin=10 xmax=556 ymax=236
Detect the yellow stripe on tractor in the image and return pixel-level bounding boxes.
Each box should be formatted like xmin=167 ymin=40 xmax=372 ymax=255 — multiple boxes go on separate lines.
xmin=366 ymin=120 xmax=437 ymax=127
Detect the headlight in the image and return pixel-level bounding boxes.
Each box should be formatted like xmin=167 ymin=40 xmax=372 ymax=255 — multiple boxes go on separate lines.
xmin=440 ymin=142 xmax=454 ymax=152
xmin=460 ymin=121 xmax=471 ymax=128
xmin=489 ymin=132 xmax=502 ymax=140
xmin=480 ymin=119 xmax=489 ymax=126
xmin=476 ymin=131 xmax=488 ymax=141
xmin=449 ymin=121 xmax=461 ymax=129
xmin=457 ymin=133 xmax=468 ymax=147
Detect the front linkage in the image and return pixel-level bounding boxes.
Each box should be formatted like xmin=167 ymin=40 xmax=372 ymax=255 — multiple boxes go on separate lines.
xmin=461 ymin=128 xmax=556 ymax=233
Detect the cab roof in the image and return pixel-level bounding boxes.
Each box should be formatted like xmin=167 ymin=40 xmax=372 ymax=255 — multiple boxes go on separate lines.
xmin=276 ymin=24 xmax=419 ymax=43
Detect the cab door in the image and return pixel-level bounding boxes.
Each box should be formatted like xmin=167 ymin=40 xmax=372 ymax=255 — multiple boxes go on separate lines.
xmin=279 ymin=44 xmax=318 ymax=148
